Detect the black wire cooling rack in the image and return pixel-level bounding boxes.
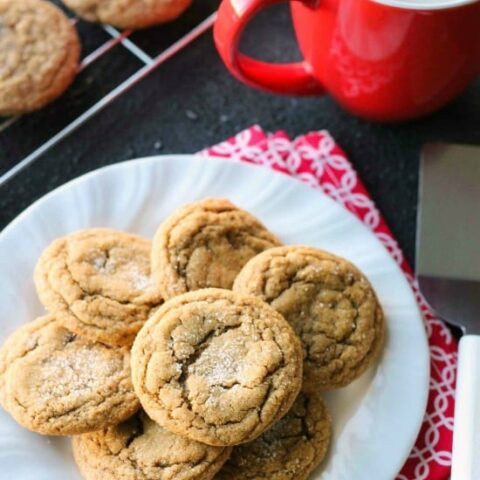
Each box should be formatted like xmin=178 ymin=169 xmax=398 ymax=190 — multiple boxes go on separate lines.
xmin=0 ymin=0 xmax=219 ymax=186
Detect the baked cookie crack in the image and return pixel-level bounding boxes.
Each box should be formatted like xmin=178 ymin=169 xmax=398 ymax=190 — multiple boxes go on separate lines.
xmin=233 ymin=246 xmax=385 ymax=390
xmin=35 ymin=229 xmax=162 ymax=346
xmin=215 ymin=391 xmax=332 ymax=480
xmin=72 ymin=411 xmax=231 ymax=480
xmin=0 ymin=315 xmax=139 ymax=435
xmin=131 ymin=289 xmax=302 ymax=446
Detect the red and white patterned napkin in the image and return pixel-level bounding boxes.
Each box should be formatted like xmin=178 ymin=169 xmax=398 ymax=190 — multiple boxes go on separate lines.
xmin=199 ymin=125 xmax=457 ymax=480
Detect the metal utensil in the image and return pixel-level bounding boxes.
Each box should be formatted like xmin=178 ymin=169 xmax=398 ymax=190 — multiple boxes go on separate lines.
xmin=417 ymin=143 xmax=480 ymax=480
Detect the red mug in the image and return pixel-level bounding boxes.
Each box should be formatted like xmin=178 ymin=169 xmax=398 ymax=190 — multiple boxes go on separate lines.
xmin=214 ymin=0 xmax=480 ymax=121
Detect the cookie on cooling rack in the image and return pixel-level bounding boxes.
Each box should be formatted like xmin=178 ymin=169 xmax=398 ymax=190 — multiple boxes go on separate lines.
xmin=0 ymin=0 xmax=80 ymax=115
xmin=62 ymin=0 xmax=192 ymax=30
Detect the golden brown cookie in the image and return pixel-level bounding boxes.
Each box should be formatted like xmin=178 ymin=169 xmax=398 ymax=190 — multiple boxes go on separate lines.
xmin=34 ymin=228 xmax=162 ymax=346
xmin=73 ymin=410 xmax=231 ymax=480
xmin=234 ymin=246 xmax=385 ymax=390
xmin=151 ymin=198 xmax=281 ymax=300
xmin=62 ymin=0 xmax=192 ymax=30
xmin=131 ymin=288 xmax=303 ymax=446
xmin=215 ymin=391 xmax=332 ymax=480
xmin=0 ymin=315 xmax=139 ymax=436
xmin=0 ymin=0 xmax=80 ymax=115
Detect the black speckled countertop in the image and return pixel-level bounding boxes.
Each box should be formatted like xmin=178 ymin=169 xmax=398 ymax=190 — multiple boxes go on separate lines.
xmin=1 ymin=1 xmax=479 ymax=270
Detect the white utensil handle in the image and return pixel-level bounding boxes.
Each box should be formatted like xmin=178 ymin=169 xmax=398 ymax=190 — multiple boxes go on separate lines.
xmin=451 ymin=335 xmax=480 ymax=480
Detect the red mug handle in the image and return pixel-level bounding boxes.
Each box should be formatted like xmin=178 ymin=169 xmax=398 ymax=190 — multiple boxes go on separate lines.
xmin=214 ymin=0 xmax=325 ymax=95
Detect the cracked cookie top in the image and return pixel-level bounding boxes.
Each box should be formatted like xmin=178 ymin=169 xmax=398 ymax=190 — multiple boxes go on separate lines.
xmin=0 ymin=0 xmax=80 ymax=115
xmin=62 ymin=0 xmax=193 ymax=30
xmin=34 ymin=228 xmax=163 ymax=346
xmin=151 ymin=198 xmax=282 ymax=300
xmin=0 ymin=315 xmax=139 ymax=435
xmin=233 ymin=246 xmax=385 ymax=390
xmin=73 ymin=410 xmax=231 ymax=480
xmin=131 ymin=289 xmax=303 ymax=446
xmin=215 ymin=391 xmax=332 ymax=480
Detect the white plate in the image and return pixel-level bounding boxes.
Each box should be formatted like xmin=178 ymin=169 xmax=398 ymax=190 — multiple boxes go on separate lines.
xmin=0 ymin=155 xmax=429 ymax=480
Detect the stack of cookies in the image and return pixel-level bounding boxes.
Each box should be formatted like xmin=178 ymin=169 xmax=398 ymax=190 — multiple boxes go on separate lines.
xmin=0 ymin=198 xmax=385 ymax=480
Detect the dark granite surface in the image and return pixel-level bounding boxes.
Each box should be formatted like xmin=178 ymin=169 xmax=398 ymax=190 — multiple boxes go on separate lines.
xmin=1 ymin=2 xmax=479 ymax=271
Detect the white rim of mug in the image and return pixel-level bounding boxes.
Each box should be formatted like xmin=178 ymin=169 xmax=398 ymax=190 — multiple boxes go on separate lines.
xmin=371 ymin=0 xmax=478 ymax=10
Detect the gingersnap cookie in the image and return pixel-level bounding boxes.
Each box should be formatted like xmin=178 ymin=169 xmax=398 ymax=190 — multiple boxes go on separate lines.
xmin=0 ymin=315 xmax=139 ymax=436
xmin=215 ymin=391 xmax=332 ymax=480
xmin=62 ymin=0 xmax=192 ymax=30
xmin=234 ymin=246 xmax=385 ymax=390
xmin=73 ymin=410 xmax=231 ymax=480
xmin=34 ymin=228 xmax=162 ymax=346
xmin=0 ymin=0 xmax=80 ymax=116
xmin=151 ymin=198 xmax=281 ymax=300
xmin=131 ymin=288 xmax=303 ymax=446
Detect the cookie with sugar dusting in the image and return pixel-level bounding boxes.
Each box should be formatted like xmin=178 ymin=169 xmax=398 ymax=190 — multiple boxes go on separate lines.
xmin=215 ymin=391 xmax=332 ymax=480
xmin=0 ymin=315 xmax=139 ymax=435
xmin=131 ymin=288 xmax=303 ymax=446
xmin=151 ymin=198 xmax=282 ymax=300
xmin=233 ymin=246 xmax=385 ymax=390
xmin=73 ymin=410 xmax=231 ymax=480
xmin=34 ymin=228 xmax=163 ymax=346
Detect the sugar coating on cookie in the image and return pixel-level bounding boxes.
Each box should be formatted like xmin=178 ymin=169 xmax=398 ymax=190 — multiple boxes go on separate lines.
xmin=63 ymin=0 xmax=192 ymax=30
xmin=0 ymin=0 xmax=80 ymax=115
xmin=34 ymin=228 xmax=162 ymax=346
xmin=0 ymin=315 xmax=139 ymax=436
xmin=73 ymin=411 xmax=231 ymax=480
xmin=131 ymin=289 xmax=303 ymax=446
xmin=215 ymin=391 xmax=332 ymax=480
xmin=151 ymin=198 xmax=282 ymax=300
xmin=233 ymin=246 xmax=385 ymax=390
